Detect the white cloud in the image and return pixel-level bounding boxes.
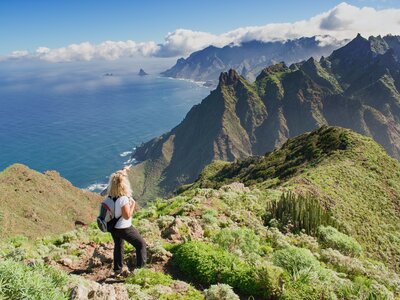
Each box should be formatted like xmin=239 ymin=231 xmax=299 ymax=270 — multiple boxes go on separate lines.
xmin=32 ymin=41 xmax=160 ymax=62
xmin=5 ymin=2 xmax=400 ymax=62
xmin=10 ymin=50 xmax=30 ymax=58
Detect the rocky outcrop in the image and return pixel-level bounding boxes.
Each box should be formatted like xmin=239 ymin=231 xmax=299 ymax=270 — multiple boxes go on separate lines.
xmin=138 ymin=69 xmax=149 ymax=76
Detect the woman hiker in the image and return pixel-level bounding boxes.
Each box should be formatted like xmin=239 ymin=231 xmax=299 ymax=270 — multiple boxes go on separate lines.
xmin=106 ymin=170 xmax=147 ymax=276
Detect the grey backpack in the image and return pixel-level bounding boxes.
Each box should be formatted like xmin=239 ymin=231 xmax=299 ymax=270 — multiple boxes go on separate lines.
xmin=96 ymin=197 xmax=121 ymax=232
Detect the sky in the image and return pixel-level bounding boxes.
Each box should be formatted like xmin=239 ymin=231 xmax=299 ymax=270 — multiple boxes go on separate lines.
xmin=1 ymin=0 xmax=400 ymax=61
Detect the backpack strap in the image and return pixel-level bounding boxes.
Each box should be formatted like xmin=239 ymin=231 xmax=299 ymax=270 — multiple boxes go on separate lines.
xmin=111 ymin=196 xmax=122 ymax=221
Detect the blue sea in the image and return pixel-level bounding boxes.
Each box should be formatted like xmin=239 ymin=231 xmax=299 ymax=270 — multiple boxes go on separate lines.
xmin=0 ymin=59 xmax=210 ymax=191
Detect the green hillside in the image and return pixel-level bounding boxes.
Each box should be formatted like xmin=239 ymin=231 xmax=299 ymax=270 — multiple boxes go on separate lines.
xmin=0 ymin=164 xmax=101 ymax=239
xmin=190 ymin=126 xmax=400 ymax=271
xmin=129 ymin=34 xmax=400 ymax=203
xmin=1 ymin=127 xmax=400 ymax=299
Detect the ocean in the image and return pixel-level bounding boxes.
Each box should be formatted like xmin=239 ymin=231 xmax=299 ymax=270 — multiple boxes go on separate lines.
xmin=0 ymin=59 xmax=210 ymax=191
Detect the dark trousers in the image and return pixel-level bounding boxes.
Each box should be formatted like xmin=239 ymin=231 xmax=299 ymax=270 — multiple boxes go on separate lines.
xmin=110 ymin=226 xmax=147 ymax=271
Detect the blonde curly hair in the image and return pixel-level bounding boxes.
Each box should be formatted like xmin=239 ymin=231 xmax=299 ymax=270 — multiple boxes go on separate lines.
xmin=107 ymin=170 xmax=132 ymax=198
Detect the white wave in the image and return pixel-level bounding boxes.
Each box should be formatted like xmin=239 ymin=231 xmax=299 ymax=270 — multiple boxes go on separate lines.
xmin=86 ymin=183 xmax=108 ymax=192
xmin=164 ymin=76 xmax=208 ymax=87
xmin=123 ymin=157 xmax=136 ymax=165
xmin=120 ymin=151 xmax=133 ymax=157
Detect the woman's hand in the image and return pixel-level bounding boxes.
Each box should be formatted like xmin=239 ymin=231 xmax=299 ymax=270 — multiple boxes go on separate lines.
xmin=129 ymin=197 xmax=136 ymax=212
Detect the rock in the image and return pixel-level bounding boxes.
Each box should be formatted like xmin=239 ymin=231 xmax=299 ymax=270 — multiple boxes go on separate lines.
xmin=187 ymin=218 xmax=204 ymax=239
xmin=25 ymin=258 xmax=37 ymax=267
xmin=88 ymin=257 xmax=102 ymax=269
xmin=59 ymin=257 xmax=73 ymax=267
xmin=162 ymin=217 xmax=204 ymax=242
xmin=88 ymin=284 xmax=115 ymax=299
xmin=69 ymin=281 xmax=129 ymax=300
xmin=70 ymin=284 xmax=89 ymax=300
xmin=148 ymin=244 xmax=172 ymax=263
xmin=151 ymin=284 xmax=173 ymax=297
xmin=171 ymin=280 xmax=189 ymax=293
xmin=88 ymin=244 xmax=113 ymax=269
xmin=161 ymin=218 xmax=183 ymax=241
xmin=113 ymin=284 xmax=130 ymax=300
xmin=138 ymin=69 xmax=149 ymax=76
xmin=220 ymin=182 xmax=250 ymax=193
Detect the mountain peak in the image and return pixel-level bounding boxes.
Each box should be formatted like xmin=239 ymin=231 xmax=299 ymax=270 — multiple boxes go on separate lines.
xmin=218 ymin=69 xmax=241 ymax=86
xmin=347 ymin=33 xmax=369 ymax=48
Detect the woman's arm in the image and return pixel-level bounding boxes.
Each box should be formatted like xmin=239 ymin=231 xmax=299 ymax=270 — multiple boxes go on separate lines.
xmin=121 ymin=197 xmax=135 ymax=219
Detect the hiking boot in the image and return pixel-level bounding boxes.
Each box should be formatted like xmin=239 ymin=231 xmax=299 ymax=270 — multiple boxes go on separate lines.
xmin=111 ymin=268 xmax=131 ymax=278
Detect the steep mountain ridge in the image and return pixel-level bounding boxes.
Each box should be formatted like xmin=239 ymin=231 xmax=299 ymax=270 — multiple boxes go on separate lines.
xmin=129 ymin=34 xmax=400 ymax=202
xmin=162 ymin=36 xmax=342 ymax=83
xmin=0 ymin=164 xmax=101 ymax=238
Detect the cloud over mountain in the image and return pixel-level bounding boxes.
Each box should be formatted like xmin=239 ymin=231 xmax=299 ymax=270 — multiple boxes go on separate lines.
xmin=7 ymin=2 xmax=400 ymax=62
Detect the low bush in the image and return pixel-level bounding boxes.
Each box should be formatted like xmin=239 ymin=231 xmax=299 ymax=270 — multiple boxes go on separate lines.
xmin=320 ymin=248 xmax=365 ymax=276
xmin=273 ymin=246 xmax=320 ymax=276
xmin=337 ymin=276 xmax=394 ymax=299
xmin=202 ymin=209 xmax=218 ymax=225
xmin=126 ymin=268 xmax=173 ymax=288
xmin=212 ymin=227 xmax=262 ymax=261
xmin=126 ymin=269 xmax=204 ymax=300
xmin=318 ymin=226 xmax=362 ymax=256
xmin=204 ymin=284 xmax=239 ymax=300
xmin=0 ymin=259 xmax=69 ymax=299
xmin=172 ymin=241 xmax=280 ymax=298
xmin=9 ymin=235 xmax=28 ymax=247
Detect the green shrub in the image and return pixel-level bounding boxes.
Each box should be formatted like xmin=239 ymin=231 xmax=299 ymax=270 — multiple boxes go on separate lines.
xmin=172 ymin=241 xmax=279 ymax=297
xmin=88 ymin=230 xmax=113 ymax=244
xmin=125 ymin=268 xmax=173 ymax=288
xmin=125 ymin=284 xmax=151 ymax=300
xmin=212 ymin=228 xmax=261 ymax=259
xmin=157 ymin=215 xmax=175 ymax=230
xmin=204 ymin=284 xmax=239 ymax=300
xmin=4 ymin=247 xmax=26 ymax=261
xmin=9 ymin=235 xmax=28 ymax=247
xmin=337 ymin=276 xmax=394 ymax=299
xmin=318 ymin=226 xmax=362 ymax=256
xmin=125 ymin=269 xmax=204 ymax=300
xmin=155 ymin=196 xmax=189 ymax=216
xmin=320 ymin=248 xmax=365 ymax=276
xmin=158 ymin=289 xmax=204 ymax=300
xmin=51 ymin=231 xmax=77 ymax=246
xmin=0 ymin=259 xmax=69 ymax=299
xmin=202 ymin=209 xmax=218 ymax=225
xmin=281 ymin=277 xmax=334 ymax=300
xmin=273 ymin=246 xmax=320 ymax=276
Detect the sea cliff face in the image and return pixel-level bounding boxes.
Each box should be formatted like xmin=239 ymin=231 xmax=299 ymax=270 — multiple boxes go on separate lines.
xmin=130 ymin=34 xmax=400 ymax=202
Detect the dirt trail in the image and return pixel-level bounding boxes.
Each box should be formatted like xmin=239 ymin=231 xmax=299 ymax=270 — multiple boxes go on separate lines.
xmin=52 ymin=242 xmax=169 ymax=284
